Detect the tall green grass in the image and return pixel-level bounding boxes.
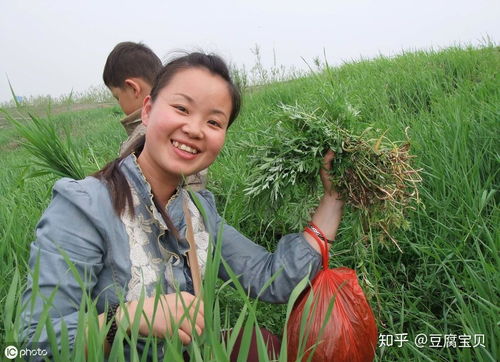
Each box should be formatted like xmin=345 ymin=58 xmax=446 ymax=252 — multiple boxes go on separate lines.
xmin=211 ymin=44 xmax=499 ymax=361
xmin=1 ymin=44 xmax=498 ymax=360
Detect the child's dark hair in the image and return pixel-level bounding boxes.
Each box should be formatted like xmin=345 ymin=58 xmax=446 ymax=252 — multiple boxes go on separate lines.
xmin=94 ymin=52 xmax=241 ymax=234
xmin=103 ymin=41 xmax=162 ymax=88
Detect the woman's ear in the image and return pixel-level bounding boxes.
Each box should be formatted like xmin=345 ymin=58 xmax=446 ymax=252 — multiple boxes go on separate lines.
xmin=141 ymin=95 xmax=152 ymax=126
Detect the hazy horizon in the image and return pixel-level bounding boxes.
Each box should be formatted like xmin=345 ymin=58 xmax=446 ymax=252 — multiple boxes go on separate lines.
xmin=1 ymin=0 xmax=498 ymax=103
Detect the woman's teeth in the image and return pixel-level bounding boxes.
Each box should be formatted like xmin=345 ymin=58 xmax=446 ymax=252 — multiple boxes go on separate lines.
xmin=172 ymin=141 xmax=199 ymax=154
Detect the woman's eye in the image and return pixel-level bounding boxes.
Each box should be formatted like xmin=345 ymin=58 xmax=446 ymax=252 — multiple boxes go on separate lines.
xmin=174 ymin=105 xmax=188 ymax=113
xmin=208 ymin=120 xmax=222 ymax=128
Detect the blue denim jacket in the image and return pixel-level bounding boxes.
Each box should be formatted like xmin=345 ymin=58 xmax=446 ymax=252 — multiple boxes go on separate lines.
xmin=20 ymin=155 xmax=321 ymax=360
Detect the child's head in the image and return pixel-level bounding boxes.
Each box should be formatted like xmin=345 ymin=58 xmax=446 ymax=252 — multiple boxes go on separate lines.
xmin=139 ymin=52 xmax=241 ymax=179
xmin=103 ymin=41 xmax=162 ymax=115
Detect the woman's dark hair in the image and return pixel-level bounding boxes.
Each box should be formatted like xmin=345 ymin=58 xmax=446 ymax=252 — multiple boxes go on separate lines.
xmin=94 ymin=52 xmax=241 ymax=233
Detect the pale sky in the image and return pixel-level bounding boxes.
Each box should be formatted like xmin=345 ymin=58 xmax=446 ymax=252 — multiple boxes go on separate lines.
xmin=0 ymin=0 xmax=498 ymax=103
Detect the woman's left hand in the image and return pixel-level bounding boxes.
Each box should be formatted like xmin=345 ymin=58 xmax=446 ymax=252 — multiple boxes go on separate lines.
xmin=319 ymin=150 xmax=340 ymax=200
xmin=303 ymin=150 xmax=345 ymax=254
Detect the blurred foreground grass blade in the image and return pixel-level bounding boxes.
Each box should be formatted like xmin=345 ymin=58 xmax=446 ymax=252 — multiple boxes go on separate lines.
xmin=3 ymin=257 xmax=21 ymax=342
xmin=279 ymin=273 xmax=311 ymax=361
xmin=1 ymin=108 xmax=87 ymax=179
xmin=7 ymin=77 xmax=22 ymax=108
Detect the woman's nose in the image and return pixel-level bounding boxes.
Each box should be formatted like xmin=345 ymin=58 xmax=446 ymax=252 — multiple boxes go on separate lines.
xmin=182 ymin=118 xmax=203 ymax=139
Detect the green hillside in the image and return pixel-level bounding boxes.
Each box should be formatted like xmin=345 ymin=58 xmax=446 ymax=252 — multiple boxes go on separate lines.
xmin=1 ymin=45 xmax=498 ymax=361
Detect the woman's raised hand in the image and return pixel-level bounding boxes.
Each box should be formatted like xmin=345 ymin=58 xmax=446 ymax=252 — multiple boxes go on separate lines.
xmin=122 ymin=292 xmax=204 ymax=345
xmin=303 ymin=150 xmax=345 ymax=253
xmin=319 ymin=150 xmax=339 ymax=199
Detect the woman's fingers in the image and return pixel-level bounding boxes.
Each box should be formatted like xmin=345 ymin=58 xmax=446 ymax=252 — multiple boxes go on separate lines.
xmin=177 ymin=318 xmax=202 ymax=342
xmin=183 ymin=295 xmax=205 ymax=334
xmin=178 ymin=329 xmax=192 ymax=345
xmin=190 ymin=297 xmax=205 ymax=336
xmin=320 ymin=150 xmax=335 ymax=195
xmin=194 ymin=306 xmax=205 ymax=331
xmin=175 ymin=293 xmax=205 ymax=344
xmin=192 ymin=297 xmax=204 ymax=319
xmin=322 ymin=149 xmax=335 ymax=171
xmin=140 ymin=292 xmax=205 ymax=342
xmin=179 ymin=293 xmax=204 ymax=327
xmin=175 ymin=302 xmax=205 ymax=344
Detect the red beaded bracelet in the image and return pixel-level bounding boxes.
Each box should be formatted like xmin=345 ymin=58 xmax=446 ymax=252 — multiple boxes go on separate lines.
xmin=307 ymin=222 xmax=334 ymax=244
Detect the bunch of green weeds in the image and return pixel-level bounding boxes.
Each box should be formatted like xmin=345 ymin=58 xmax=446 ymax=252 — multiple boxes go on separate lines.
xmin=1 ymin=85 xmax=94 ymax=180
xmin=244 ymin=103 xmax=422 ymax=247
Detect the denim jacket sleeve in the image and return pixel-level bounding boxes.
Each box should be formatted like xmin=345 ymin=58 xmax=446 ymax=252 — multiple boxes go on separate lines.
xmin=196 ymin=190 xmax=322 ymax=303
xmin=20 ymin=178 xmax=106 ymax=356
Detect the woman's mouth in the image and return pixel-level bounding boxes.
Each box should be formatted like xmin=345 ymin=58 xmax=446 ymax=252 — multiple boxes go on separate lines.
xmin=172 ymin=140 xmax=200 ymax=155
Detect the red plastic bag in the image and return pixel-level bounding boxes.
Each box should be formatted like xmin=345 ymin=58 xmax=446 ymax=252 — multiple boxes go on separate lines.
xmin=287 ymin=230 xmax=378 ymax=362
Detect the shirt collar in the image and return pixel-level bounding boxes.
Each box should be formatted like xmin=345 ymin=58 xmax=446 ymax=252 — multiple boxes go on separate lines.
xmin=120 ymin=154 xmax=184 ymax=230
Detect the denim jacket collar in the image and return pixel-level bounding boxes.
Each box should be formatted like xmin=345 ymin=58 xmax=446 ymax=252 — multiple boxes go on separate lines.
xmin=119 ymin=154 xmax=190 ymax=256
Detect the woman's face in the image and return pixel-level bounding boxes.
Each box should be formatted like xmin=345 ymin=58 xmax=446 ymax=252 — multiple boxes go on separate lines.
xmin=140 ymin=67 xmax=232 ymax=182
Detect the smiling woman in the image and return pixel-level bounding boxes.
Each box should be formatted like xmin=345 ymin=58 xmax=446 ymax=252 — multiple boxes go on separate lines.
xmin=19 ymin=52 xmax=344 ymax=361
xmin=137 ymin=67 xmax=232 ymax=206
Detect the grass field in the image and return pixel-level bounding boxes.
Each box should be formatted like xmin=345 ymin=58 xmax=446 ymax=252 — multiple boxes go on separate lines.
xmin=0 ymin=45 xmax=498 ymax=361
